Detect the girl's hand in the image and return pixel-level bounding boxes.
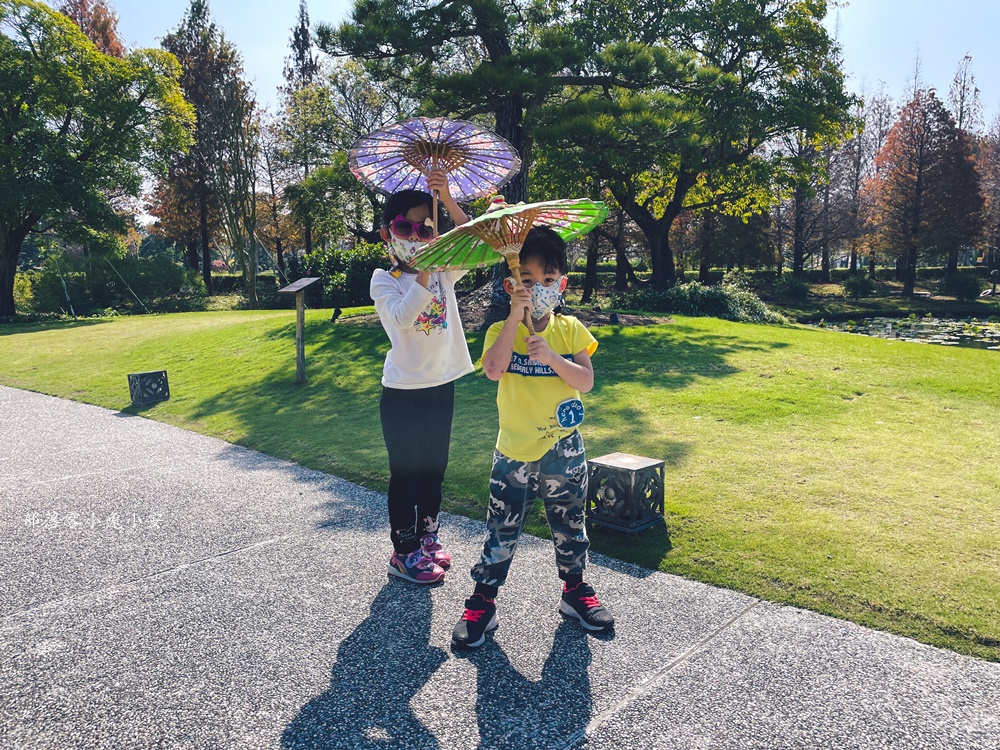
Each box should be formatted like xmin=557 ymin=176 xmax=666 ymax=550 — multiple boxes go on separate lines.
xmin=426 ymin=169 xmax=469 ymax=225
xmin=426 ymin=170 xmax=450 ymax=195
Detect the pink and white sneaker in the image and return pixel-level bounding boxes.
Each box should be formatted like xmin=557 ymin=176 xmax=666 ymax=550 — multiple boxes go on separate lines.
xmin=420 ymin=533 xmax=452 ymax=570
xmin=388 ymin=549 xmax=445 ymax=584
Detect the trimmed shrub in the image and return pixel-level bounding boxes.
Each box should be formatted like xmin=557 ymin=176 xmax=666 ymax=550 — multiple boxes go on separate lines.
xmin=302 ymin=242 xmax=386 ymax=307
xmin=13 ymin=270 xmax=35 ymax=311
xmin=28 ymin=252 xmax=198 ymax=315
xmin=842 ymin=273 xmax=876 ymax=300
xmin=774 ymin=274 xmax=810 ymax=302
xmin=610 ymin=281 xmax=787 ymax=324
xmin=938 ymin=272 xmax=983 ymax=301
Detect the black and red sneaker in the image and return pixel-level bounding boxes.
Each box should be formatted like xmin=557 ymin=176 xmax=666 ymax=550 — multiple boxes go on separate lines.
xmin=559 ymin=582 xmax=615 ymax=631
xmin=451 ymin=594 xmax=498 ymax=649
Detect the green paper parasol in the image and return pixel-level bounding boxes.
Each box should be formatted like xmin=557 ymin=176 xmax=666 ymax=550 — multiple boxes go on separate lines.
xmin=411 ymin=196 xmax=608 ymax=334
xmin=411 ymin=197 xmax=608 ymax=272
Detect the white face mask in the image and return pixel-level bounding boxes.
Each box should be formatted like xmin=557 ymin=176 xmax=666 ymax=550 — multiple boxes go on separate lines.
xmin=388 ymin=235 xmax=424 ymax=265
xmin=529 ymin=278 xmax=565 ymax=320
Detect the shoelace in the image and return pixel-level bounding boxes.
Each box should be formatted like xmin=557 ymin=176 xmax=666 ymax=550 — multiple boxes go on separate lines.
xmin=579 ymin=595 xmax=601 ymax=610
xmin=462 ymin=608 xmax=485 ymax=622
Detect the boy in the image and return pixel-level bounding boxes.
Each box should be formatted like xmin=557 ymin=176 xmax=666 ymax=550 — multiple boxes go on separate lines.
xmin=452 ymin=226 xmax=614 ymax=648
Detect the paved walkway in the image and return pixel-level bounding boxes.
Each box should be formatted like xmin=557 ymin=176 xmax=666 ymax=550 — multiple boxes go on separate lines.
xmin=1 ymin=384 xmax=998 ymax=749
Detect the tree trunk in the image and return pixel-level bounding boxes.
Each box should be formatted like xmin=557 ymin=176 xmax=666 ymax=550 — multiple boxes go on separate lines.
xmin=699 ymin=212 xmax=714 ymax=284
xmin=0 ymin=218 xmax=38 ymax=320
xmin=186 ymin=240 xmax=199 ymax=271
xmin=775 ymin=200 xmax=784 ymax=273
xmin=902 ymin=245 xmax=918 ymax=296
xmin=821 ymin=182 xmax=831 ymax=282
xmin=199 ymin=187 xmax=212 ymax=291
xmin=615 ymin=245 xmax=629 ymax=291
xmin=276 ymin=237 xmax=285 ymax=278
xmin=946 ymin=248 xmax=959 ymax=275
xmin=792 ymin=183 xmax=807 ymax=277
xmin=646 ymin=225 xmax=678 ymax=289
xmin=493 ymin=96 xmax=527 ymax=203
xmin=1 ymin=237 xmax=20 ymax=320
xmin=581 ymin=233 xmax=599 ymax=304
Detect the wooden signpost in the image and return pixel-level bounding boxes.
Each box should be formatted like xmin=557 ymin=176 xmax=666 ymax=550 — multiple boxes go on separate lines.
xmin=277 ymin=277 xmax=323 ymax=384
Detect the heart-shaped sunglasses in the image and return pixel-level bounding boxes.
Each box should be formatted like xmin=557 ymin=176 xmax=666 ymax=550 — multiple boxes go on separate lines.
xmin=390 ymin=215 xmax=435 ymax=242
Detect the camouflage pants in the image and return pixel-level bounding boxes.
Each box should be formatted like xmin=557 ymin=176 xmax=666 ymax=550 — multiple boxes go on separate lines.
xmin=471 ymin=431 xmax=589 ymax=588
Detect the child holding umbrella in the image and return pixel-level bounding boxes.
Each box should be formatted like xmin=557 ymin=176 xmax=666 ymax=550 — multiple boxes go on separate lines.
xmin=451 ymin=226 xmax=615 ymax=648
xmin=371 ymin=170 xmax=472 ymax=584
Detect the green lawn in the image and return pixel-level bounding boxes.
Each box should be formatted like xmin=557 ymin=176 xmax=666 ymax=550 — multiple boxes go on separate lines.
xmin=2 ymin=310 xmax=998 ymax=661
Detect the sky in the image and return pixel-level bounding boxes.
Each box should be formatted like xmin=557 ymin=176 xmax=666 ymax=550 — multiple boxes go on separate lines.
xmin=105 ymin=0 xmax=1000 ymax=127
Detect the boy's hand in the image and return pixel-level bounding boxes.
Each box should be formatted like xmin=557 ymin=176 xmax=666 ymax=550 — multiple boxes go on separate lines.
xmin=507 ymin=284 xmax=531 ymax=323
xmin=525 ymin=335 xmax=557 ymax=366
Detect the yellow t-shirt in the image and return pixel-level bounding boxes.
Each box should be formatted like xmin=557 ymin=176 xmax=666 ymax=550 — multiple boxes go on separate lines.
xmin=483 ymin=314 xmax=598 ymax=462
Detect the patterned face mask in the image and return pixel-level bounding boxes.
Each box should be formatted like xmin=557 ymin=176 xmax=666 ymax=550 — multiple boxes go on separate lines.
xmin=387 ymin=235 xmax=424 ymax=265
xmin=529 ymin=278 xmax=565 ymax=320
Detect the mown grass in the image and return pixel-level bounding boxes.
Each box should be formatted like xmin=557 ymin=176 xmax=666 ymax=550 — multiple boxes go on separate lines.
xmin=1 ymin=310 xmax=998 ymax=661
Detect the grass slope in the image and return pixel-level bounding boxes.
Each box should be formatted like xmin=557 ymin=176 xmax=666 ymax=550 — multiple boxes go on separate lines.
xmin=2 ymin=310 xmax=998 ymax=660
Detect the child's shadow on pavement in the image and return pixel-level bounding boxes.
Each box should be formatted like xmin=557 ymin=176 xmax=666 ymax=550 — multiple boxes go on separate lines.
xmin=459 ymin=620 xmax=595 ymax=750
xmin=281 ymin=581 xmax=447 ymax=749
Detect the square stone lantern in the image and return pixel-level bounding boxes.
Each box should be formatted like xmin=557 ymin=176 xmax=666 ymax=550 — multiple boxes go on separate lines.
xmin=587 ymin=452 xmax=665 ymax=533
xmin=127 ymin=370 xmax=170 ymax=407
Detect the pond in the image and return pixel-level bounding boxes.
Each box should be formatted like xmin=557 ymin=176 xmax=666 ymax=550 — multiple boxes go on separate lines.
xmin=816 ymin=317 xmax=1000 ymax=351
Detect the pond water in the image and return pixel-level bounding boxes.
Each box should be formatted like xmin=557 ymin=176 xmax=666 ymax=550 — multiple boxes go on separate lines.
xmin=817 ymin=317 xmax=1000 ymax=351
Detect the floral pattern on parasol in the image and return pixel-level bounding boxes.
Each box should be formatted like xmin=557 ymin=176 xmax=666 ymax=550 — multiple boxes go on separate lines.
xmin=348 ymin=117 xmax=521 ymax=202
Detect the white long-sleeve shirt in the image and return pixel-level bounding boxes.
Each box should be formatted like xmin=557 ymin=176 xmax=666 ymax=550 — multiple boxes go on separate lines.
xmin=370 ymin=268 xmax=475 ymax=389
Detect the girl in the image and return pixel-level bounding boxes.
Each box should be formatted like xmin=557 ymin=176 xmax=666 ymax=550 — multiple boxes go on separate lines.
xmin=371 ymin=171 xmax=472 ymax=584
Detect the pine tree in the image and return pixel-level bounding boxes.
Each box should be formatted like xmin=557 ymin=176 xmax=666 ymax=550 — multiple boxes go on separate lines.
xmin=160 ymin=0 xmax=241 ymax=289
xmin=283 ymin=0 xmax=318 ymax=93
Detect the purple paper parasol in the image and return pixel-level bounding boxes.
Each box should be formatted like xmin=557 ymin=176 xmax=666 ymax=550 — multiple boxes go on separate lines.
xmin=348 ymin=117 xmax=521 ymax=202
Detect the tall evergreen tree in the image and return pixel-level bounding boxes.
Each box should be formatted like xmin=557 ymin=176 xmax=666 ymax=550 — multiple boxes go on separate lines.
xmin=534 ymin=0 xmax=853 ymax=288
xmin=160 ymin=0 xmax=240 ymax=289
xmin=283 ymin=0 xmax=318 ymax=93
xmin=280 ymin=1 xmax=323 ymax=255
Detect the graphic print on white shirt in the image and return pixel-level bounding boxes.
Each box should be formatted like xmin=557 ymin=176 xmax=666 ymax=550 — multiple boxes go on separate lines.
xmin=414 ymin=276 xmax=448 ymax=335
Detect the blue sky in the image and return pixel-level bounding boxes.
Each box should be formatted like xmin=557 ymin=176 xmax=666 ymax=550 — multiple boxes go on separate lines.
xmin=106 ymin=0 xmax=1000 ymax=126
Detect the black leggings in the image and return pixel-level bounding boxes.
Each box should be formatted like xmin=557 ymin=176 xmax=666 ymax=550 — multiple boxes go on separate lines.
xmin=379 ymin=381 xmax=455 ymax=555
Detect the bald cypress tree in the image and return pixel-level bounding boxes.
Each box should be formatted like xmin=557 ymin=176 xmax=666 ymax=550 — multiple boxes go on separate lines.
xmin=868 ymin=90 xmax=983 ymax=295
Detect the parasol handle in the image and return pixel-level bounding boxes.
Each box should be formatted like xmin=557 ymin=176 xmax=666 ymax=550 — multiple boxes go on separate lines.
xmin=430 ymin=155 xmax=439 ymax=236
xmin=506 ymin=258 xmax=536 ymax=336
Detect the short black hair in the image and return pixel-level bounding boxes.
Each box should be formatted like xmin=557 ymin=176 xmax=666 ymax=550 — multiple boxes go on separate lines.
xmin=518 ymin=226 xmax=567 ymax=275
xmin=381 ymin=189 xmax=433 ymax=228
